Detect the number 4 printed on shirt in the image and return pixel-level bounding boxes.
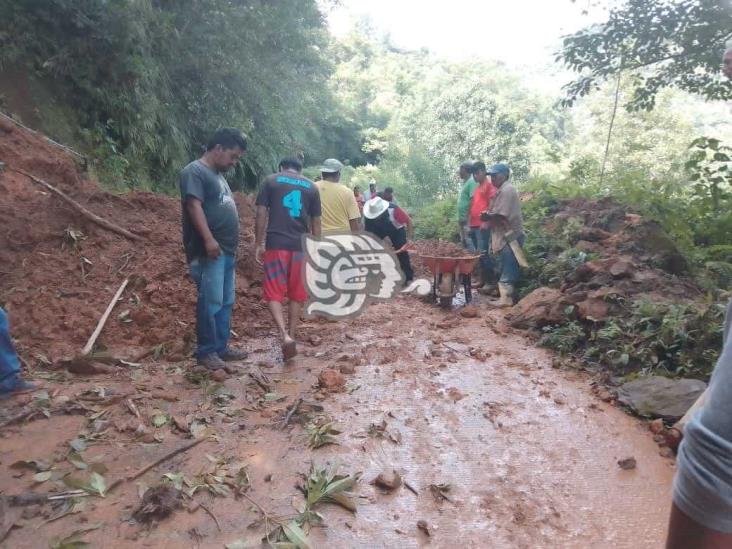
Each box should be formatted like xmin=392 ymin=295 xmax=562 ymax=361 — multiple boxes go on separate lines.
xmin=282 ymin=189 xmax=302 ymax=217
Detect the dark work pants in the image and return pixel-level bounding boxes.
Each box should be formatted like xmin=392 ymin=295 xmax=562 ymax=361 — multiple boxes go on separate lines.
xmin=390 ymin=228 xmax=414 ymax=283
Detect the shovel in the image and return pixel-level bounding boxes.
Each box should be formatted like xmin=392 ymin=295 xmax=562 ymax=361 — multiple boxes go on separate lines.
xmin=505 ymin=230 xmax=529 ymax=268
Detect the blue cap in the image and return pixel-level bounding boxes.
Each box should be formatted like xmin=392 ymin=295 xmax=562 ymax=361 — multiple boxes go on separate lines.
xmin=487 ymin=163 xmax=510 ymax=176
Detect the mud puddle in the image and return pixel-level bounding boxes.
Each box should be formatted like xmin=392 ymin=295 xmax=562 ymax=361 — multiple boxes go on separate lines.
xmin=0 ymin=297 xmax=672 ymax=548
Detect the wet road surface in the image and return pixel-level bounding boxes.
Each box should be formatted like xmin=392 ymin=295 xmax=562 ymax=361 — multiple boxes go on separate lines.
xmin=0 ymin=296 xmax=673 ymax=548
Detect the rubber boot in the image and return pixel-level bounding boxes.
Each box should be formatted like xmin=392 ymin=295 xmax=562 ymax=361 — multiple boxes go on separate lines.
xmin=495 ymin=282 xmax=514 ymax=308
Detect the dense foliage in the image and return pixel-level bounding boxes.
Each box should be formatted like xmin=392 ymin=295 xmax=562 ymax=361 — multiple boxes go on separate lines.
xmin=0 ymin=0 xmax=361 ymax=190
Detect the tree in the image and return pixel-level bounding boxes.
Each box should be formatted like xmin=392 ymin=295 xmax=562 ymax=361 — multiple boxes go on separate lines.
xmin=0 ymin=0 xmax=364 ymax=190
xmin=560 ymin=0 xmax=732 ymax=110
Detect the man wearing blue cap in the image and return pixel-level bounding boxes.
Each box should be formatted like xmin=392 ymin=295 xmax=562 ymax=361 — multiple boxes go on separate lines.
xmin=481 ymin=163 xmax=524 ymax=307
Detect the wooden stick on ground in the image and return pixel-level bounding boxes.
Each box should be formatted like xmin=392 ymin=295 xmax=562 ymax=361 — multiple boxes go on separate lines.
xmin=280 ymin=398 xmax=303 ymax=429
xmin=108 ymin=436 xmax=210 ymax=493
xmin=11 ymin=168 xmax=142 ymax=241
xmin=81 ymin=278 xmax=129 ymax=355
xmin=199 ymin=502 xmax=222 ymax=532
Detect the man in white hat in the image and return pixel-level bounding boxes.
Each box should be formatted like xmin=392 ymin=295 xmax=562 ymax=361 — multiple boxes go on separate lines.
xmin=315 ymin=158 xmax=360 ymax=233
xmin=363 ymin=196 xmax=414 ymax=284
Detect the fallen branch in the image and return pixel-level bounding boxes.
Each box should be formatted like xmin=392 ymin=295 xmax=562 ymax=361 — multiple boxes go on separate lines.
xmin=0 ymin=111 xmax=86 ymax=161
xmin=11 ymin=168 xmax=142 ymax=241
xmin=2 ymin=490 xmax=87 ymax=507
xmin=280 ymin=398 xmax=302 ymax=429
xmin=199 ymin=502 xmax=221 ymax=532
xmin=0 ymin=401 xmax=93 ymax=432
xmin=108 ymin=436 xmax=210 ymax=493
xmin=0 ymin=408 xmax=41 ymax=430
xmin=241 ymin=493 xmax=275 ymax=539
xmin=404 ymin=480 xmax=419 ymax=496
xmin=81 ymin=278 xmax=129 ymax=355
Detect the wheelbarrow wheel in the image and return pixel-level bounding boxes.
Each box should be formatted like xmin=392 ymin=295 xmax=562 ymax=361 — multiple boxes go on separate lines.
xmin=439 ymin=296 xmax=452 ymax=309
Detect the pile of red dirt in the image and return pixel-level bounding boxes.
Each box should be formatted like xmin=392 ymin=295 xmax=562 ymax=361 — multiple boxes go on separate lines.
xmin=412 ymin=239 xmax=469 ymax=258
xmin=507 ymin=197 xmax=700 ymax=330
xmin=0 ymin=117 xmax=267 ymax=363
xmin=410 ymin=239 xmax=477 ymax=279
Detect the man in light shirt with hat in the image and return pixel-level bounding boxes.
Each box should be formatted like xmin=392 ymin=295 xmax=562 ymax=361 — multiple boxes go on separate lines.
xmin=315 ymin=158 xmax=361 ymax=233
xmin=481 ymin=163 xmax=524 ymax=307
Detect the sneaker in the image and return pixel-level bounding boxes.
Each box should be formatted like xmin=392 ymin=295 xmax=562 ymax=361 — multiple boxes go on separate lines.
xmin=0 ymin=379 xmax=38 ymax=400
xmin=197 ymin=353 xmax=227 ymax=371
xmin=218 ymin=348 xmax=249 ymax=362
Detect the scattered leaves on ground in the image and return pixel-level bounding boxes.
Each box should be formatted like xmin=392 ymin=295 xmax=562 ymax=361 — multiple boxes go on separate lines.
xmin=301 ymin=462 xmax=360 ymax=514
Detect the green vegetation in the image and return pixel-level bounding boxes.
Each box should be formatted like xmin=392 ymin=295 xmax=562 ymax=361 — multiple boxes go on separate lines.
xmin=560 ymin=0 xmax=732 ymax=110
xmin=540 ymin=299 xmax=725 ymax=380
xmin=0 ymin=0 xmax=359 ymax=190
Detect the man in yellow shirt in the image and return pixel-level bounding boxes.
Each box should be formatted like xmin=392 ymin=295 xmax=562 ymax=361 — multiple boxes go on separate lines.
xmin=315 ymin=158 xmax=360 ymax=233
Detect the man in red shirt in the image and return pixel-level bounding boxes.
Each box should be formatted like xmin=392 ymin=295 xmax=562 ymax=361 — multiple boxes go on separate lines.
xmin=468 ymin=161 xmax=497 ymax=294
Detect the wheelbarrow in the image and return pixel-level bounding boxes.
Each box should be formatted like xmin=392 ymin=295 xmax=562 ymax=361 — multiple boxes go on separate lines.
xmin=419 ymin=254 xmax=481 ymax=308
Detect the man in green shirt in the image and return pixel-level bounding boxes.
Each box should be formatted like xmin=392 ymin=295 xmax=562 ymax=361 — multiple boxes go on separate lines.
xmin=456 ymin=162 xmax=478 ymax=251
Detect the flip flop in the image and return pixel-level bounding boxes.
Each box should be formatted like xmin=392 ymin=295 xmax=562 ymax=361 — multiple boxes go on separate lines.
xmin=282 ymin=340 xmax=298 ymax=361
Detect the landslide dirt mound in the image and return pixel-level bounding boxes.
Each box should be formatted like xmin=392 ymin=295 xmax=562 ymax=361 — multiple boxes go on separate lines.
xmin=0 ymin=118 xmax=266 ymax=362
xmin=509 ymin=197 xmax=722 ymax=378
xmin=510 ymin=197 xmax=703 ymax=330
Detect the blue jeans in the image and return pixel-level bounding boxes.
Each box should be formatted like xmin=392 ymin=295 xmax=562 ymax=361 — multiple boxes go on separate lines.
xmin=0 ymin=308 xmax=21 ymax=391
xmin=463 ymin=226 xmax=477 ymax=252
xmin=469 ymin=227 xmax=496 ymax=282
xmin=189 ymin=255 xmax=236 ymax=358
xmin=496 ymin=234 xmax=525 ymax=284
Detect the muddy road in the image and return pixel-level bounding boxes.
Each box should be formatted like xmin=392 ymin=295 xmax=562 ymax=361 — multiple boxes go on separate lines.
xmin=0 ymin=296 xmax=673 ymax=548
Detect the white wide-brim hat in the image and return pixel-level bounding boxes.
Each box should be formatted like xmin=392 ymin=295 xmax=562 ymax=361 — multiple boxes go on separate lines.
xmin=363 ymin=197 xmax=389 ymax=219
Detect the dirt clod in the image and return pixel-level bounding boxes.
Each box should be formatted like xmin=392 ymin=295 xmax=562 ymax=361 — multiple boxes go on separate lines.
xmin=617 ymin=457 xmax=637 ymax=470
xmin=339 ymin=363 xmax=356 ymax=375
xmin=132 ymin=484 xmax=183 ymax=523
xmin=596 ymin=388 xmax=614 ymax=403
xmin=447 ymin=387 xmax=465 ymax=402
xmin=460 ymin=305 xmax=479 ymax=318
xmin=417 ymin=520 xmax=431 ymax=536
xmin=371 ymin=469 xmax=402 ymax=492
xmin=66 ymin=358 xmax=114 ymax=375
xmin=649 ymin=419 xmax=665 ymax=434
xmin=659 ymin=446 xmax=675 ymax=459
xmin=318 ymin=369 xmax=346 ymax=392
xmin=664 ymin=428 xmax=683 ymax=451
xmin=211 ymin=369 xmax=229 ymax=382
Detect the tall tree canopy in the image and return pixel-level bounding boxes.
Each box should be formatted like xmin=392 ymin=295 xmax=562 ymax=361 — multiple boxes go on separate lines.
xmin=0 ymin=0 xmax=362 ymax=189
xmin=560 ymin=0 xmax=732 ymax=110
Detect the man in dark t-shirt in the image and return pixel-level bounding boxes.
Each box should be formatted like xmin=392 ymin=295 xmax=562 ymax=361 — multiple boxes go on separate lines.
xmin=179 ymin=128 xmax=249 ymax=370
xmin=255 ymin=157 xmax=322 ymax=360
